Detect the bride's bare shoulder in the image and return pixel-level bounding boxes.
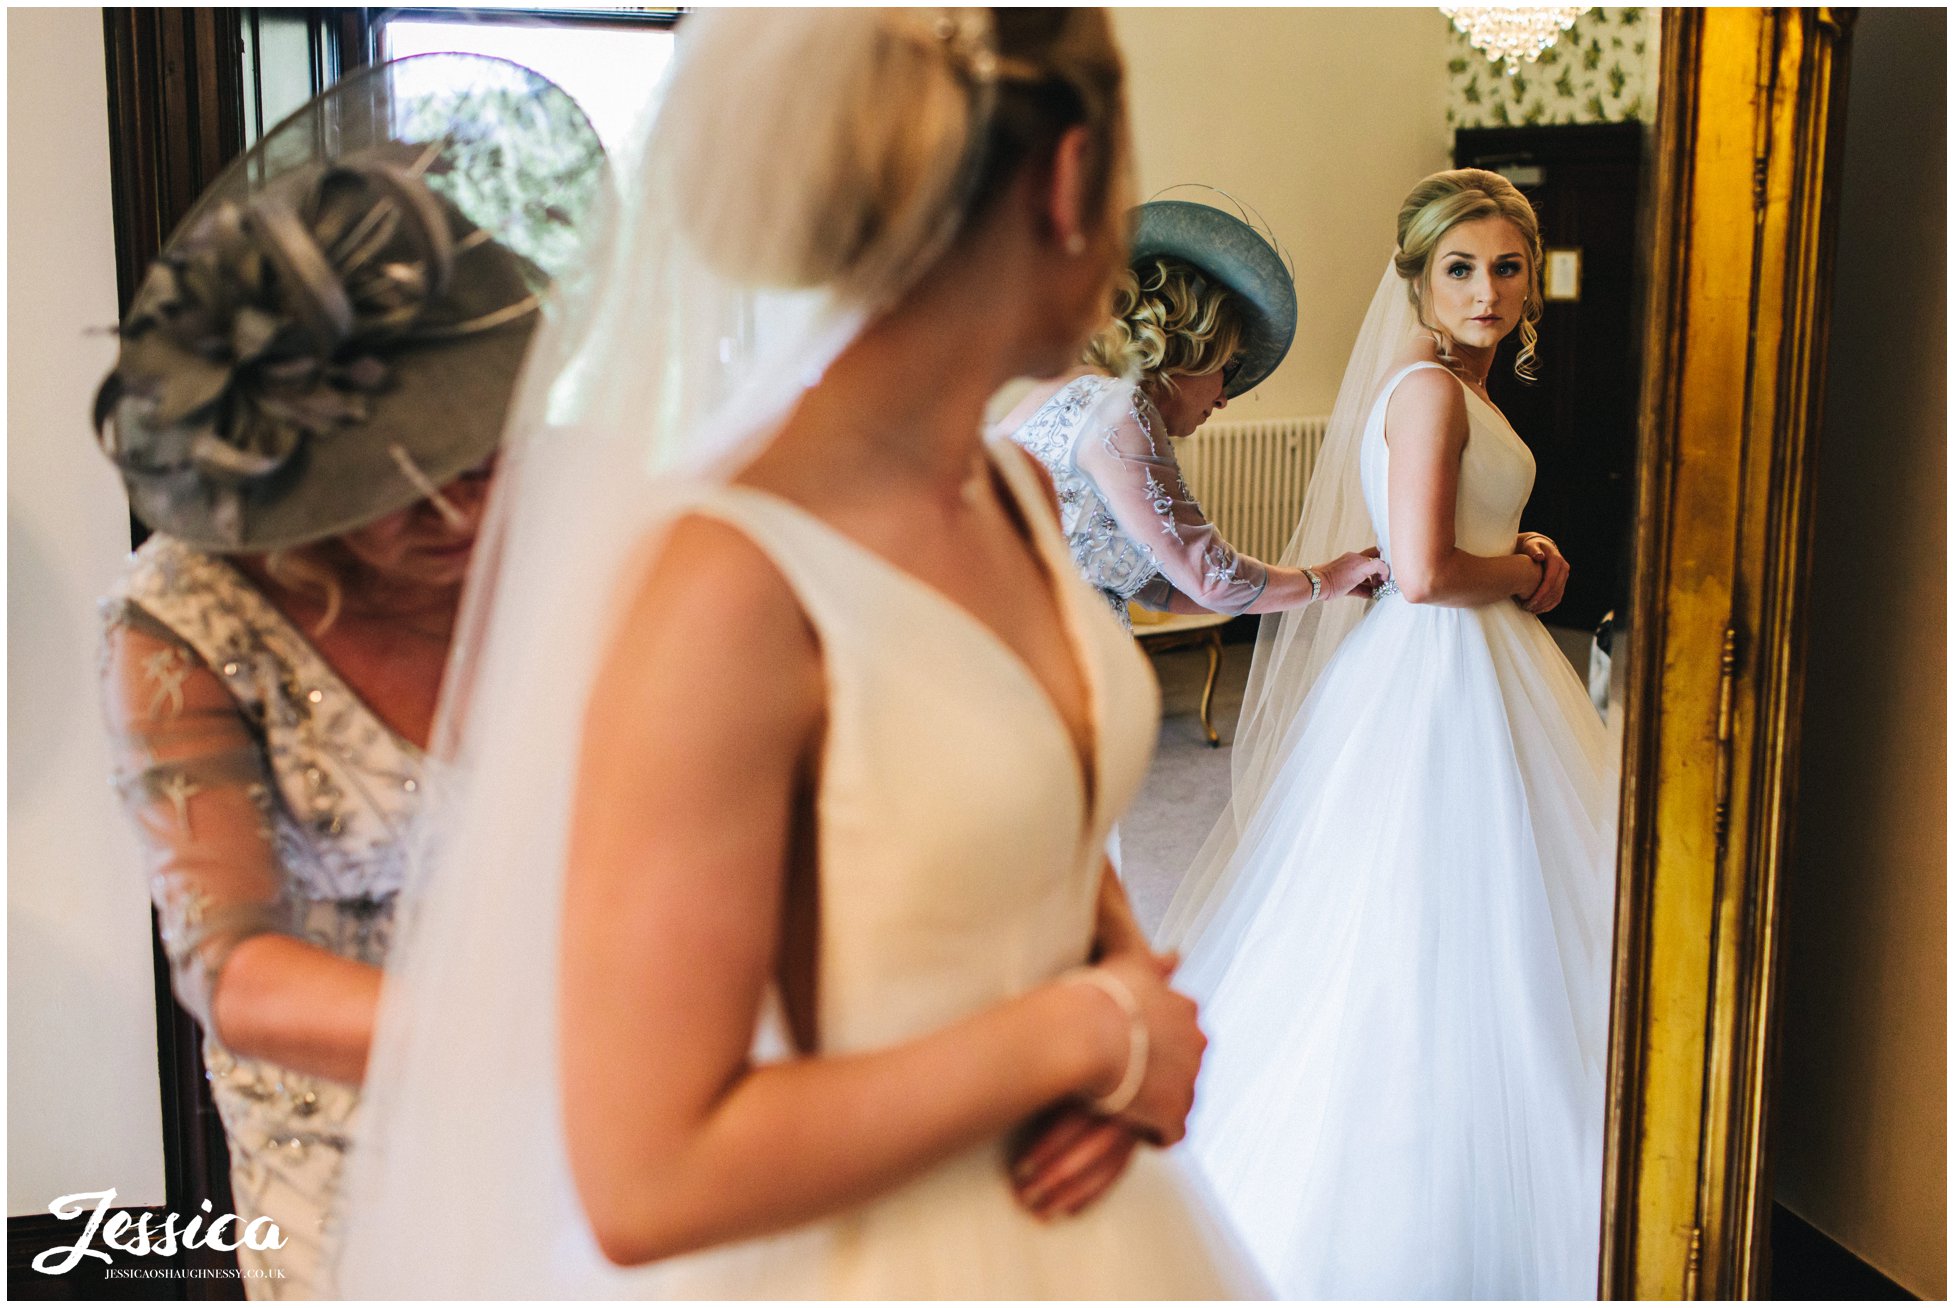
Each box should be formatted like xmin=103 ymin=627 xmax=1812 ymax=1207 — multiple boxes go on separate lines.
xmin=593 ymin=511 xmax=822 ymax=724
xmin=1383 ymin=346 xmax=1467 ymax=448
xmin=632 ymin=512 xmax=808 ymax=637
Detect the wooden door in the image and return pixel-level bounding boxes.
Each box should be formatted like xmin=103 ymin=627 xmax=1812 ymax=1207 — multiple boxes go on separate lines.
xmin=1456 ymin=121 xmax=1647 ymax=634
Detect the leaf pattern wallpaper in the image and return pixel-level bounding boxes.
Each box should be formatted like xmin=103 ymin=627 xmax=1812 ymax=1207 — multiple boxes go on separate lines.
xmin=1447 ymin=8 xmax=1658 ymax=129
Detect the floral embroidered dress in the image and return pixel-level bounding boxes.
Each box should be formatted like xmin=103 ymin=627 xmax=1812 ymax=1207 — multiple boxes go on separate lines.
xmin=1008 ymin=373 xmax=1267 ymax=628
xmin=98 ymin=534 xmax=422 ymax=1299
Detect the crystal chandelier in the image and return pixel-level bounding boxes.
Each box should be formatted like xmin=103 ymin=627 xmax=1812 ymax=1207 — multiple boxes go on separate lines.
xmin=1442 ymin=7 xmax=1590 ymax=76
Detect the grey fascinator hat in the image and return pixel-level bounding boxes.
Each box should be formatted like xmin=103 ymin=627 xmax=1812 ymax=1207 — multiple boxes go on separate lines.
xmin=1130 ymin=199 xmax=1298 ymax=397
xmin=93 ymin=54 xmax=609 ymax=553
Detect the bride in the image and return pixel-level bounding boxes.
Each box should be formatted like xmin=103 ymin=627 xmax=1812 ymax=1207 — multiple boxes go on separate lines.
xmin=333 ymin=9 xmax=1259 ymax=1298
xmin=1160 ymin=168 xmax=1619 ymax=1299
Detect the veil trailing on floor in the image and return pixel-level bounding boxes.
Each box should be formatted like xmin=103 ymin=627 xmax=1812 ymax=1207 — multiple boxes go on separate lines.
xmin=1157 ymin=261 xmax=1422 ymax=990
xmin=331 ymin=10 xmax=1019 ymax=1295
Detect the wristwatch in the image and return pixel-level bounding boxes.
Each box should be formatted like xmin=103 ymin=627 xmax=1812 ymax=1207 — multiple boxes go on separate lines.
xmin=1304 ymin=568 xmax=1323 ymax=603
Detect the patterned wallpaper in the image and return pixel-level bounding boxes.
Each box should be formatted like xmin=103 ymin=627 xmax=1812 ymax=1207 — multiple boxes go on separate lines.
xmin=1446 ymin=8 xmax=1657 ymax=129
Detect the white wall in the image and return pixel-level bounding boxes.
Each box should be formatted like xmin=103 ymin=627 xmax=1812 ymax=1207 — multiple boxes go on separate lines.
xmin=1772 ymin=6 xmax=1946 ymax=1298
xmin=7 ymin=7 xmax=169 ymax=1213
xmin=1112 ymin=8 xmax=1454 ymax=420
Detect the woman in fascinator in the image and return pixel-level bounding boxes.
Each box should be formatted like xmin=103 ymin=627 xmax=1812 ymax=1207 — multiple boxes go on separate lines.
xmin=1002 ymin=198 xmax=1387 ymax=629
xmin=334 ymin=8 xmax=1261 ymax=1297
xmin=92 ymin=56 xmax=606 ymax=1295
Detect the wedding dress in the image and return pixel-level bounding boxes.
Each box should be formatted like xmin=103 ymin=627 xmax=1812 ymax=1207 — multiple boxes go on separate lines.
xmin=337 ymin=440 xmax=1263 ymax=1298
xmin=1167 ymin=358 xmax=1618 ymax=1299
xmin=583 ymin=444 xmax=1259 ymax=1298
xmin=335 ymin=11 xmax=1266 ymax=1294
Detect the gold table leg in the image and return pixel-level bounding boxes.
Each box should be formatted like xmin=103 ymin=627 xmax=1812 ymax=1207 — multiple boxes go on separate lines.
xmin=1198 ymin=629 xmax=1222 ymax=748
xmin=1135 ymin=620 xmax=1231 ymax=747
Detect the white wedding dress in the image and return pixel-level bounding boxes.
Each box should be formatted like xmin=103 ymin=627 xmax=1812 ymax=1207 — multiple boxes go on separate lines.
xmin=617 ymin=443 xmax=1262 ymax=1299
xmin=1177 ymin=361 xmax=1618 ymax=1299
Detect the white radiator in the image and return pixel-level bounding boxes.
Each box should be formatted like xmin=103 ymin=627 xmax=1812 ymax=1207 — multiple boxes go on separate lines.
xmin=1175 ymin=415 xmax=1328 ymax=565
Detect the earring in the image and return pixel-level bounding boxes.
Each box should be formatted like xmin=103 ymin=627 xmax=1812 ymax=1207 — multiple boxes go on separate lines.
xmin=1064 ymin=233 xmax=1087 ymax=256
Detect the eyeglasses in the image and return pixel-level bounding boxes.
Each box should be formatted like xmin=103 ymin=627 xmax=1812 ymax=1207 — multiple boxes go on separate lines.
xmin=1220 ymin=354 xmax=1246 ymax=389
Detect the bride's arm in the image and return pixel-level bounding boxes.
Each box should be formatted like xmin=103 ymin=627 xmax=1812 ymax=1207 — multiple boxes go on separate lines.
xmin=1383 ymin=368 xmax=1544 ymax=607
xmin=1004 ymin=862 xmax=1170 ymax=1220
xmin=560 ymin=515 xmax=1203 ymax=1267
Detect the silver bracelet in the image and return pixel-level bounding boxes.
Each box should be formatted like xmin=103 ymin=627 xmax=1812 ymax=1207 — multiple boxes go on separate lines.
xmin=1059 ymin=966 xmax=1149 ymax=1116
xmin=1303 ymin=568 xmax=1323 ymax=603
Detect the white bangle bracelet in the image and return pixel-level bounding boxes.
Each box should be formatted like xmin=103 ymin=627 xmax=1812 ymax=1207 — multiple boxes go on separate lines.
xmin=1059 ymin=966 xmax=1149 ymax=1116
xmin=1304 ymin=568 xmax=1323 ymax=603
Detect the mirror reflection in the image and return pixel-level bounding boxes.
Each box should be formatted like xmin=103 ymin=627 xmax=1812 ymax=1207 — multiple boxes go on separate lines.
xmin=1001 ymin=8 xmax=1660 ymax=1297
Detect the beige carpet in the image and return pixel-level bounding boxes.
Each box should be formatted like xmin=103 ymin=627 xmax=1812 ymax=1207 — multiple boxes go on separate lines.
xmin=1119 ymin=646 xmax=1249 ymax=935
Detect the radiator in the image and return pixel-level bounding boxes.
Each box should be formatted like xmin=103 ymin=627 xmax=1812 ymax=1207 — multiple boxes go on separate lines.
xmin=1175 ymin=415 xmax=1328 ymax=565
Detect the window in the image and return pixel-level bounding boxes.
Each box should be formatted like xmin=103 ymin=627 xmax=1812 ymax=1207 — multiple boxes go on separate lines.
xmin=377 ymin=9 xmax=678 ymax=155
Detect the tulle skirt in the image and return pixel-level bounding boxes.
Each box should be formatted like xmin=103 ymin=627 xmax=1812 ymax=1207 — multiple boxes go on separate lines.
xmin=1181 ymin=593 xmax=1618 ymax=1300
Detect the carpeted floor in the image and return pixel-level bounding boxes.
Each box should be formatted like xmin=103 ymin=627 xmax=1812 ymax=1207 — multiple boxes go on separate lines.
xmin=1119 ymin=646 xmax=1251 ymax=935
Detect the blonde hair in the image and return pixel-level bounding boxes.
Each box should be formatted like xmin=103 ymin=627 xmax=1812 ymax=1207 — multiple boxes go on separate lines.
xmin=1083 ymin=254 xmax=1245 ymax=392
xmin=263 ymin=548 xmax=345 ymax=637
xmin=663 ymin=9 xmax=1126 ymax=297
xmin=1393 ymin=167 xmax=1544 ymax=382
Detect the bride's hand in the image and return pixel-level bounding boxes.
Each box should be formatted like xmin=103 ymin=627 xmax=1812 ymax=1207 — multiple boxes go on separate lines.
xmin=1515 ymin=534 xmax=1570 ymax=613
xmin=1009 ymin=1106 xmax=1141 ymax=1220
xmin=1313 ymin=548 xmax=1393 ymax=600
xmin=1010 ymin=944 xmax=1171 ymax=1219
xmin=1077 ymin=952 xmax=1206 ymax=1147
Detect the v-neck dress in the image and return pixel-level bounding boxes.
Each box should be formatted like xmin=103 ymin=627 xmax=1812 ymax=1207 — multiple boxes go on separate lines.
xmin=611 ymin=439 xmax=1262 ymax=1297
xmin=99 ymin=534 xmax=425 ymax=1299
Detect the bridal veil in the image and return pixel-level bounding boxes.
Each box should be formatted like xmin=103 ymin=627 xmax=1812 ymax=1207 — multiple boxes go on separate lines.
xmin=332 ymin=10 xmax=1032 ymax=1294
xmin=1157 ymin=262 xmax=1420 ymax=988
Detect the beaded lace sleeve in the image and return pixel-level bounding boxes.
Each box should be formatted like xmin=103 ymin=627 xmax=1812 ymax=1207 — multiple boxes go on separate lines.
xmin=100 ymin=600 xmax=293 ymax=1029
xmin=1075 ymin=393 xmax=1269 ymax=615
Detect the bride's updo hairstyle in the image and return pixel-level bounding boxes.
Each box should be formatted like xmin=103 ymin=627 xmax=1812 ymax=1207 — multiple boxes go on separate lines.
xmin=1393 ymin=168 xmax=1544 ymax=382
xmin=658 ymin=8 xmax=1126 ymax=303
xmin=1084 ymin=254 xmax=1246 ymax=395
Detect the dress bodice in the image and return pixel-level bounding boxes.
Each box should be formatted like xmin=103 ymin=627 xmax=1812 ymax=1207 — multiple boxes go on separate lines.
xmin=686 ymin=439 xmax=1160 ymax=1054
xmin=103 ymin=536 xmax=423 ymax=912
xmin=1360 ymin=361 xmax=1536 ymax=569
xmin=1010 ymin=373 xmax=1267 ymax=625
xmin=99 ymin=533 xmax=425 ymax=1294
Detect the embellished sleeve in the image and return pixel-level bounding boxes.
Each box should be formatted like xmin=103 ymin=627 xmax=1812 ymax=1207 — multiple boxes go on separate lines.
xmin=1074 ymin=392 xmax=1269 ymax=615
xmin=99 ymin=599 xmax=293 ymax=1030
xmin=1129 ymin=574 xmax=1180 ymax=613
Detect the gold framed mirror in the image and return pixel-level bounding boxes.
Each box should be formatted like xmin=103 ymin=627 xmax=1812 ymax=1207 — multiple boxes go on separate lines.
xmin=1605 ymin=8 xmax=1854 ymax=1298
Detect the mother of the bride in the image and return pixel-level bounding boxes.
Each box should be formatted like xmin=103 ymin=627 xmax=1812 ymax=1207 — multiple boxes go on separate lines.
xmin=1001 ymin=199 xmax=1387 ymax=627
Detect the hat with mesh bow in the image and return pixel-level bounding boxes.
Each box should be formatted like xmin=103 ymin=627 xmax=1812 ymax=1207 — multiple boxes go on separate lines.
xmin=93 ymin=53 xmax=609 ymax=552
xmin=1129 ymin=197 xmax=1297 ymax=398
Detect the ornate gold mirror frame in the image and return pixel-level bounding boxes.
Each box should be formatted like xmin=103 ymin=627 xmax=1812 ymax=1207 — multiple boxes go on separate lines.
xmin=1604 ymin=8 xmax=1854 ymax=1299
